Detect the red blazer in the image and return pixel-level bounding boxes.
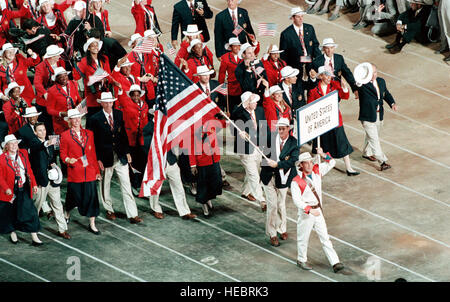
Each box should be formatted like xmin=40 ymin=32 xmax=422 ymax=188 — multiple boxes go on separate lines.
xmin=121 ymin=99 xmax=148 ymax=147
xmin=218 ymin=52 xmax=242 ymax=96
xmin=307 ymin=80 xmax=350 ymax=127
xmin=3 ymin=99 xmax=25 ymax=134
xmin=131 ymin=3 xmax=156 ymax=35
xmin=0 ymin=6 xmax=29 ymax=46
xmin=111 ymin=69 xmax=140 ymax=110
xmin=174 ymin=39 xmax=208 ymax=67
xmin=34 ymin=3 xmax=71 ymax=35
xmin=189 ymin=118 xmax=226 ymax=167
xmin=73 ymin=56 xmax=112 ymax=108
xmin=47 ymin=81 xmax=82 ymax=134
xmin=60 ymin=128 xmax=100 ymax=183
xmin=262 ymin=58 xmax=286 ymax=87
xmin=263 ymin=96 xmax=291 ymax=132
xmin=95 ymin=9 xmax=111 ymax=32
xmin=0 ymin=54 xmax=40 ymax=104
xmin=185 ymin=50 xmax=215 ymax=83
xmin=0 ymin=150 xmax=37 ymax=202
xmin=127 ymin=51 xmax=156 ymax=100
xmin=33 ymin=58 xmax=66 ymax=107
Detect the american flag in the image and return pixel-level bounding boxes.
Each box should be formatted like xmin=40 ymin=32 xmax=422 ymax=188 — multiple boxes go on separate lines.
xmin=254 ymin=66 xmax=265 ymax=76
xmin=133 ymin=37 xmax=155 ymax=53
xmin=257 ymin=23 xmax=277 ymax=37
xmin=87 ymin=68 xmax=109 ymax=86
xmin=166 ymin=42 xmax=176 ymax=57
xmin=232 ymin=24 xmax=244 ymax=36
xmin=76 ymin=98 xmax=88 ymax=114
xmin=212 ymin=83 xmax=228 ymax=95
xmin=140 ymin=54 xmax=221 ymax=197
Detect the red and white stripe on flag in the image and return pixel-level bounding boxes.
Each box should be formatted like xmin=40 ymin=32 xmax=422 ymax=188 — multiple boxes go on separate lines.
xmin=166 ymin=42 xmax=176 ymax=56
xmin=232 ymin=24 xmax=244 ymax=36
xmin=257 ymin=23 xmax=277 ymax=37
xmin=212 ymin=83 xmax=228 ymax=95
xmin=133 ymin=37 xmax=156 ymax=53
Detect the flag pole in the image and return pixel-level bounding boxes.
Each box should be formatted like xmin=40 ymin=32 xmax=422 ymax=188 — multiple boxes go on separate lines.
xmin=217 ymin=110 xmax=270 ymax=161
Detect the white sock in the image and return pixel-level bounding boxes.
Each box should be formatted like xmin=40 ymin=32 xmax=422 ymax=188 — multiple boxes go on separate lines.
xmin=31 ymin=233 xmax=42 ymax=243
xmin=10 ymin=232 xmax=17 ymax=242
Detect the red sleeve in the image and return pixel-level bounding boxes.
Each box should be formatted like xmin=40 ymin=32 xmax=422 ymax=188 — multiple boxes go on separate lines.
xmin=307 ymin=88 xmax=318 ymax=104
xmin=218 ymin=56 xmax=227 ymax=84
xmin=88 ymin=130 xmax=100 ymax=175
xmin=0 ymin=157 xmax=10 ymax=195
xmin=59 ymin=132 xmax=69 ymax=163
xmin=254 ymin=42 xmax=261 ymax=56
xmin=21 ymin=53 xmax=40 ymax=68
xmin=46 ymin=88 xmax=59 ymax=117
xmin=333 ymin=80 xmax=350 ymax=100
xmin=33 ymin=63 xmax=47 ymax=97
xmin=7 ymin=3 xmax=31 ymax=19
xmin=184 ymin=59 xmax=196 ymax=80
xmin=4 ymin=103 xmax=20 ymax=129
xmin=104 ymin=10 xmax=111 ymax=31
xmin=54 ymin=0 xmax=72 ymax=12
xmin=22 ymin=150 xmax=37 ymax=192
xmin=263 ymin=97 xmax=278 ymax=132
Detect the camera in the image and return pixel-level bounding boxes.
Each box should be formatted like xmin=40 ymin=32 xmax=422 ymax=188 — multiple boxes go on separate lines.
xmin=196 ymin=2 xmax=204 ymax=10
xmin=15 ymin=98 xmax=28 ymax=116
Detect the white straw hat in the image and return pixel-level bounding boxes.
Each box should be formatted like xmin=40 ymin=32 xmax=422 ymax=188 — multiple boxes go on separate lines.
xmin=22 ymin=106 xmax=42 ymax=118
xmin=267 ymin=44 xmax=284 ymax=54
xmin=48 ymin=164 xmax=63 ymax=186
xmin=64 ymin=108 xmax=85 ymax=121
xmin=187 ymin=39 xmax=203 ymax=53
xmin=241 ymin=91 xmax=260 ymax=107
xmin=194 ymin=65 xmax=214 ymax=76
xmin=224 ymin=37 xmax=241 ymax=51
xmin=290 ymin=7 xmax=306 ymax=18
xmin=144 ymin=29 xmax=161 ymax=38
xmin=83 ymin=37 xmax=103 ymax=53
xmin=280 ymin=66 xmax=299 ymax=80
xmin=128 ymin=33 xmax=142 ymax=47
xmin=4 ymin=82 xmax=24 ymax=96
xmin=238 ymin=43 xmax=255 ymax=59
xmin=317 ymin=66 xmax=334 ymax=76
xmin=43 ymin=44 xmax=64 ymax=59
xmin=269 ymin=85 xmax=283 ymax=95
xmin=276 ymin=117 xmax=290 ymax=127
xmin=0 ymin=43 xmax=18 ymax=56
xmin=51 ymin=67 xmax=71 ymax=81
xmin=73 ymin=0 xmax=86 ymax=11
xmin=183 ymin=24 xmax=203 ymax=36
xmin=1 ymin=134 xmax=22 ymax=149
xmin=353 ymin=62 xmax=374 ymax=86
xmin=127 ymin=84 xmax=145 ymax=97
xmin=97 ymin=92 xmax=117 ymax=103
xmin=296 ymin=152 xmax=314 ymax=165
xmin=321 ymin=38 xmax=338 ymax=49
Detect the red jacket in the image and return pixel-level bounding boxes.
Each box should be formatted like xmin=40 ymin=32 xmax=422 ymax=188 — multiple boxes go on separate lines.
xmin=95 ymin=9 xmax=111 ymax=32
xmin=131 ymin=2 xmax=157 ymax=35
xmin=174 ymin=38 xmax=207 ymax=67
xmin=262 ymin=58 xmax=286 ymax=87
xmin=218 ymin=52 xmax=242 ymax=96
xmin=60 ymin=128 xmax=100 ymax=183
xmin=307 ymin=80 xmax=350 ymax=127
xmin=263 ymin=96 xmax=291 ymax=132
xmin=121 ymin=99 xmax=148 ymax=147
xmin=0 ymin=6 xmax=29 ymax=46
xmin=0 ymin=54 xmax=40 ymax=104
xmin=47 ymin=81 xmax=82 ymax=135
xmin=111 ymin=69 xmax=140 ymax=110
xmin=33 ymin=58 xmax=66 ymax=107
xmin=127 ymin=51 xmax=156 ymax=100
xmin=0 ymin=149 xmax=37 ymax=202
xmin=189 ymin=118 xmax=226 ymax=167
xmin=3 ymin=99 xmax=25 ymax=134
xmin=185 ymin=50 xmax=215 ymax=83
xmin=73 ymin=56 xmax=112 ymax=108
xmin=34 ymin=3 xmax=71 ymax=35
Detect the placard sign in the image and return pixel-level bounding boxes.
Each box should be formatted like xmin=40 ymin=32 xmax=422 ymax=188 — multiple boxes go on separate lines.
xmin=296 ymin=90 xmax=339 ymax=146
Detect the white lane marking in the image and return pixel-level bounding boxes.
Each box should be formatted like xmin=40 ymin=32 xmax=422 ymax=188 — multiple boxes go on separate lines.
xmin=38 ymin=232 xmax=147 ymax=282
xmin=97 ymin=216 xmax=241 ymax=282
xmin=0 ymin=258 xmax=51 ymax=282
xmin=345 ymin=124 xmax=450 ymax=170
xmin=222 ymin=189 xmax=437 ymax=282
xmin=268 ymin=0 xmax=450 ymax=69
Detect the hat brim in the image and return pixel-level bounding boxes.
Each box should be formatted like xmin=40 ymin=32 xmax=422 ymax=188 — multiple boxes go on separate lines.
xmin=64 ymin=113 xmax=85 ymax=121
xmin=0 ymin=47 xmax=18 ymax=56
xmin=43 ymin=48 xmax=64 ymax=59
xmin=354 ymin=63 xmax=374 ymax=85
xmin=5 ymin=85 xmax=25 ymax=97
xmin=183 ymin=30 xmax=202 ymax=36
xmin=290 ymin=12 xmax=307 ymax=18
xmin=23 ymin=112 xmax=42 ymax=118
xmin=225 ymin=42 xmax=241 ymax=50
xmin=281 ymin=68 xmax=300 ymax=80
xmin=238 ymin=46 xmax=255 ymax=60
xmin=321 ymin=43 xmax=338 ymax=50
xmin=83 ymin=40 xmax=103 ymax=53
xmin=269 ymin=50 xmax=284 ymax=54
xmin=194 ymin=70 xmax=215 ymax=76
xmin=126 ymin=90 xmax=145 ymax=98
xmin=2 ymin=139 xmax=22 ymax=149
xmin=52 ymin=71 xmax=71 ymax=81
xmin=49 ymin=165 xmax=63 ymax=185
xmin=97 ymin=98 xmax=117 ymax=103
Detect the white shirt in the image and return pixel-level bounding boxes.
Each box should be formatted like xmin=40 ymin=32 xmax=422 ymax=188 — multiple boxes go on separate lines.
xmin=9 ymin=153 xmax=26 ymax=185
xmin=281 ymin=81 xmax=292 ymax=103
xmin=186 ymin=0 xmax=195 ymax=9
xmin=200 ymin=82 xmax=210 ymax=94
xmin=293 ymin=24 xmax=304 ymax=37
xmin=103 ymin=110 xmax=113 ymax=124
xmin=45 ymin=12 xmax=57 ymax=27
xmin=228 ymin=8 xmax=238 ymax=21
xmin=324 ymin=54 xmax=334 ymax=71
xmin=276 ymin=134 xmax=288 ymax=159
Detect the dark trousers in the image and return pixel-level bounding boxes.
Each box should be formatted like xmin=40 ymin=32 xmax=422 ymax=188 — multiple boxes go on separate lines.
xmin=196 ymin=162 xmax=222 ymax=204
xmin=35 ymin=104 xmax=54 ymax=135
xmin=178 ymin=153 xmax=197 ymax=184
xmin=129 ymin=144 xmax=147 ymax=189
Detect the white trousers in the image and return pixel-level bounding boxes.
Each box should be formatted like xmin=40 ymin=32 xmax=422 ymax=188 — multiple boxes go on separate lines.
xmin=240 ymin=150 xmax=265 ymax=203
xmin=263 ymin=178 xmax=288 ymax=237
xmin=149 ymin=163 xmax=191 ymax=216
xmin=34 ymin=185 xmax=67 ymax=233
xmin=361 ymin=114 xmax=388 ymax=164
xmin=99 ymin=158 xmax=138 ymax=218
xmin=296 ymin=210 xmax=340 ymax=266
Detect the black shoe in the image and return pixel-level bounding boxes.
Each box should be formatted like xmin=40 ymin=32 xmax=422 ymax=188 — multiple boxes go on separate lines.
xmin=32 ymin=240 xmax=43 ymax=247
xmin=353 ymin=21 xmax=368 ymax=30
xmin=346 ymin=170 xmax=360 ymax=176
xmin=444 ymin=56 xmax=450 ymax=62
xmin=385 ymin=43 xmax=397 ymax=49
xmin=88 ymin=226 xmax=101 ymax=235
xmin=333 ymin=262 xmax=344 ymax=273
xmin=435 ymin=48 xmax=449 ymax=54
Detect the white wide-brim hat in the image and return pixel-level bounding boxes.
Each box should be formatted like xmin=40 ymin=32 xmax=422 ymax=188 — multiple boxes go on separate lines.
xmin=51 ymin=67 xmax=71 ymax=81
xmin=290 ymin=6 xmax=306 ymax=18
xmin=317 ymin=66 xmax=334 ymax=76
xmin=183 ymin=24 xmax=203 ymax=36
xmin=73 ymin=0 xmax=86 ymax=11
xmin=296 ymin=152 xmax=314 ymax=165
xmin=120 ymin=59 xmax=134 ymax=67
xmin=64 ymin=108 xmax=85 ymax=121
xmin=48 ymin=165 xmax=63 ymax=186
xmin=354 ymin=62 xmax=374 ymax=86
xmin=321 ymin=38 xmax=338 ymax=49
xmin=128 ymin=33 xmax=143 ymax=47
xmin=97 ymin=92 xmax=117 ymax=103
xmin=224 ymin=37 xmax=241 ymax=50
xmin=43 ymin=44 xmax=64 ymax=59
xmin=22 ymin=106 xmax=42 ymax=118
xmin=0 ymin=43 xmax=18 ymax=56
xmin=276 ymin=117 xmax=290 ymax=128
xmin=280 ymin=66 xmax=299 ymax=80
xmin=4 ymin=82 xmax=24 ymax=97
xmin=144 ymin=29 xmax=161 ymax=38
xmin=194 ymin=65 xmax=214 ymax=76
xmin=238 ymin=43 xmax=255 ymax=60
xmin=269 ymin=85 xmax=283 ymax=95
xmin=267 ymin=44 xmax=284 ymax=54
xmin=127 ymin=84 xmax=145 ymax=97
xmin=241 ymin=91 xmax=260 ymax=107
xmin=1 ymin=134 xmax=22 ymax=149
xmin=83 ymin=38 xmax=103 ymax=53
xmin=187 ymin=39 xmax=203 ymax=53
xmin=39 ymin=0 xmax=53 ymax=7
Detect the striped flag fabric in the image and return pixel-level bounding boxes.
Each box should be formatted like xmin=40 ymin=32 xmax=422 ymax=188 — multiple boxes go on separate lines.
xmin=232 ymin=24 xmax=244 ymax=36
xmin=141 ymin=54 xmax=221 ymax=197
xmin=212 ymin=83 xmax=228 ymax=95
xmin=87 ymin=68 xmax=109 ymax=86
xmin=166 ymin=42 xmax=176 ymax=57
xmin=254 ymin=66 xmax=265 ymax=76
xmin=75 ymin=98 xmax=88 ymax=114
xmin=133 ymin=37 xmax=156 ymax=53
xmin=257 ymin=23 xmax=277 ymax=37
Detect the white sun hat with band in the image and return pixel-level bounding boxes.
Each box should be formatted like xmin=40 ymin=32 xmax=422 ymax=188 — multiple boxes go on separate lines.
xmin=2 ymin=134 xmax=22 ymax=149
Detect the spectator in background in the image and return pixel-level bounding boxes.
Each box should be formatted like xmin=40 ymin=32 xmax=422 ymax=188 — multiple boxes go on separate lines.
xmin=89 ymin=0 xmax=112 ymax=37
xmin=385 ymin=0 xmax=432 ymax=54
xmin=307 ymin=0 xmax=346 ymax=21
xmin=436 ymin=0 xmax=450 ymax=61
xmin=352 ymin=0 xmax=399 ymax=35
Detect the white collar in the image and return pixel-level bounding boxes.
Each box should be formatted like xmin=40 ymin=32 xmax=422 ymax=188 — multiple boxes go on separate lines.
xmin=103 ymin=109 xmax=113 ymax=120
xmin=228 ymin=7 xmax=238 ymax=16
xmin=293 ymin=23 xmax=304 ymax=34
